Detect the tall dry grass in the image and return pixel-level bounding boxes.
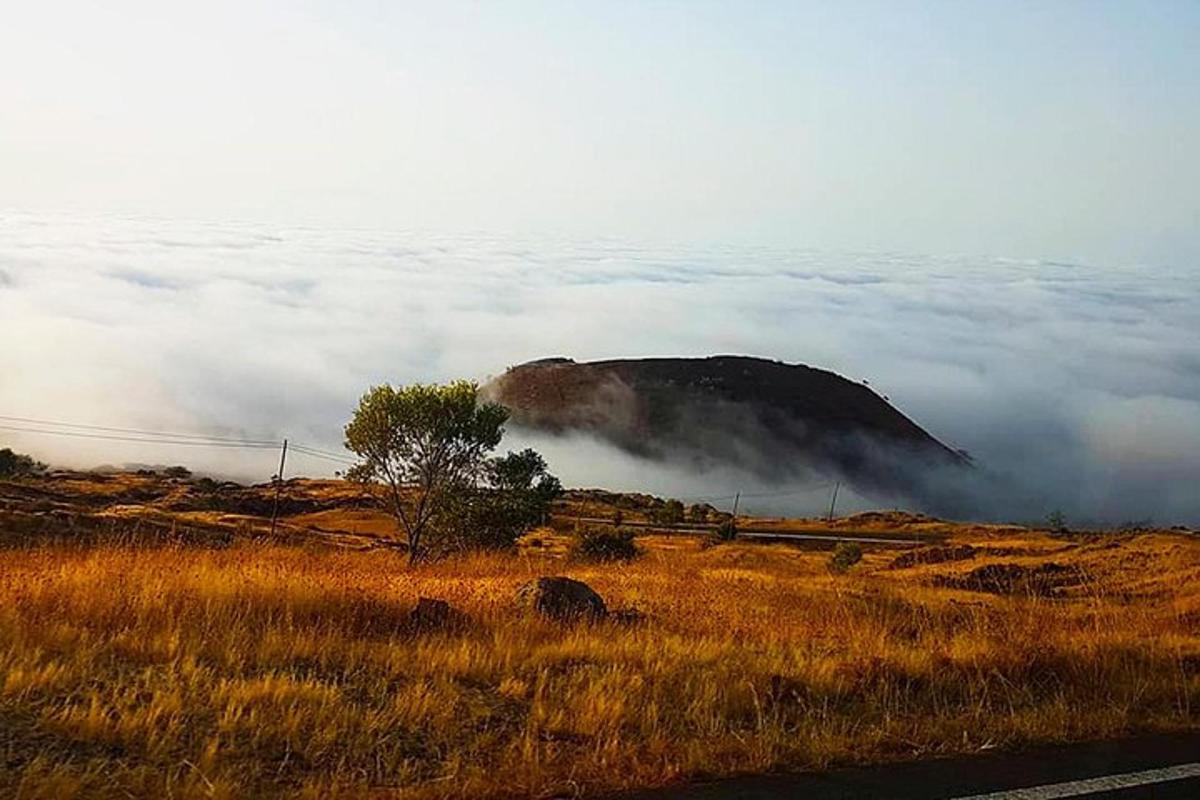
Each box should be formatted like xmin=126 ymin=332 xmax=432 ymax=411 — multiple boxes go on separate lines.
xmin=0 ymin=534 xmax=1197 ymax=799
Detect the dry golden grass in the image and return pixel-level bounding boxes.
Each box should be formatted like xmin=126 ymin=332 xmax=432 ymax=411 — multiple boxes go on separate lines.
xmin=1 ymin=529 xmax=1198 ymax=799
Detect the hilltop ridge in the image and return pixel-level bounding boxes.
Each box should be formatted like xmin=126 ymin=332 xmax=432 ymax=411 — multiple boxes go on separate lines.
xmin=486 ymin=355 xmax=970 ymax=508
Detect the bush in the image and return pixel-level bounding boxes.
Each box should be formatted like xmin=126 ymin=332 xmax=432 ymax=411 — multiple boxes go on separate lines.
xmin=713 ymin=517 xmax=738 ymax=542
xmin=1046 ymin=510 xmax=1068 ymax=533
xmin=652 ymin=498 xmax=684 ymax=527
xmin=195 ymin=477 xmax=221 ymax=492
xmin=433 ymin=449 xmax=562 ymax=553
xmin=0 ymin=448 xmax=46 ymax=478
xmin=571 ymin=526 xmax=640 ymax=562
xmin=829 ymin=541 xmax=863 ymax=573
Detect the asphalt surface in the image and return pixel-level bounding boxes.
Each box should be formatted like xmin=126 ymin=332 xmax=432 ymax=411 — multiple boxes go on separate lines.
xmin=567 ymin=517 xmax=937 ymax=547
xmin=617 ymin=732 xmax=1200 ymax=799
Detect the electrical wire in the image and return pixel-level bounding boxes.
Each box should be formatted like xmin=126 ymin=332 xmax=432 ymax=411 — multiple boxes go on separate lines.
xmin=290 ymin=442 xmax=357 ymax=462
xmin=289 ymin=444 xmax=357 ymax=466
xmin=0 ymin=413 xmax=359 ymax=467
xmin=1 ymin=414 xmax=843 ymax=495
xmin=0 ymin=414 xmax=278 ymax=445
xmin=0 ymin=423 xmax=279 ymax=449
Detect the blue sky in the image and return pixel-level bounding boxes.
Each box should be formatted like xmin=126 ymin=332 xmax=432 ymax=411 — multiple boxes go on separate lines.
xmin=2 ymin=1 xmax=1197 ymax=264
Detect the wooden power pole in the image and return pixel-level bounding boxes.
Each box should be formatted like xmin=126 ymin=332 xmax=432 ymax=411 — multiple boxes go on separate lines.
xmin=270 ymin=439 xmax=288 ymax=537
xmin=826 ymin=481 xmax=840 ymax=524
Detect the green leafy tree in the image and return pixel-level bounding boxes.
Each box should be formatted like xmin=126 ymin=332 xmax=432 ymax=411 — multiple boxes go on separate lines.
xmin=344 ymin=381 xmax=508 ymax=562
xmin=437 ymin=448 xmax=562 ymax=551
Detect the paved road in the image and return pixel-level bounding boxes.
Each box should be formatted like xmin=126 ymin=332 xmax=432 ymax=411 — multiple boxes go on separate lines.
xmin=618 ymin=732 xmax=1200 ymax=799
xmin=566 ymin=517 xmax=936 ymax=547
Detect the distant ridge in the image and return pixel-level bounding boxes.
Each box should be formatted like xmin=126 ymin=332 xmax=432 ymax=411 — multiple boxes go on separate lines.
xmin=486 ymin=356 xmax=970 ymax=507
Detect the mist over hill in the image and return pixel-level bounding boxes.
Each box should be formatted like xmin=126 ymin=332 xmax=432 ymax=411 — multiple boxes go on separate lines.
xmin=487 ymin=356 xmax=974 ymax=514
xmin=2 ymin=212 xmax=1198 ymax=524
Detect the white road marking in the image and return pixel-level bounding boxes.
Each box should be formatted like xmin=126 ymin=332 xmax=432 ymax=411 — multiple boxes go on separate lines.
xmin=950 ymin=762 xmax=1200 ymax=799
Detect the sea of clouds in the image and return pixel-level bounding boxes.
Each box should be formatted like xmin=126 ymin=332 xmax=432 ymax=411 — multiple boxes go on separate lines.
xmin=2 ymin=210 xmax=1198 ymax=525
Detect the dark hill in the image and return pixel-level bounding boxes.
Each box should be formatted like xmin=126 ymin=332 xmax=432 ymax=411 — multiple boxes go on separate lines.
xmin=485 ymin=356 xmax=970 ymax=507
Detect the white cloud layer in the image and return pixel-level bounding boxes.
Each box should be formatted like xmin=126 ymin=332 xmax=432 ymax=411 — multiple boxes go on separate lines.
xmin=2 ymin=210 xmax=1197 ymax=525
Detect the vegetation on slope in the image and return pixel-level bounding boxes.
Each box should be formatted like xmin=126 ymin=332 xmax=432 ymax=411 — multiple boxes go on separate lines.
xmin=0 ymin=526 xmax=1197 ymax=799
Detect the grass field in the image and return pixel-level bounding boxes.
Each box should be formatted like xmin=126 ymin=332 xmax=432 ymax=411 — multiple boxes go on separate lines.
xmin=1 ymin=525 xmax=1199 ymax=799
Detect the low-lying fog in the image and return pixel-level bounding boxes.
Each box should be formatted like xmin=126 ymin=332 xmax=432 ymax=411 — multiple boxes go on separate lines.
xmin=3 ymin=210 xmax=1197 ymax=525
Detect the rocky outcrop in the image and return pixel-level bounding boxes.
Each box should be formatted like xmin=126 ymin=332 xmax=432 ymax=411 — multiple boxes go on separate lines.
xmin=517 ymin=576 xmax=607 ymax=621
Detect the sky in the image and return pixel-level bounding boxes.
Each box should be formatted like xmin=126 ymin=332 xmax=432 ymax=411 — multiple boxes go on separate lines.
xmin=2 ymin=3 xmax=1199 ymax=524
xmin=2 ymin=1 xmax=1198 ymax=263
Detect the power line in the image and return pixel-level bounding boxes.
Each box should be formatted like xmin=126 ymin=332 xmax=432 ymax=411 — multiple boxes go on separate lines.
xmin=289 ymin=444 xmax=357 ymax=466
xmin=672 ymin=485 xmax=836 ymax=503
xmin=290 ymin=442 xmax=357 ymax=462
xmin=0 ymin=412 xmax=360 ymax=466
xmin=0 ymin=414 xmax=278 ymax=445
xmin=739 ymin=484 xmax=836 ymax=498
xmin=1 ymin=414 xmax=839 ymax=495
xmin=0 ymin=423 xmax=280 ymax=449
xmin=674 ymin=491 xmax=737 ymax=502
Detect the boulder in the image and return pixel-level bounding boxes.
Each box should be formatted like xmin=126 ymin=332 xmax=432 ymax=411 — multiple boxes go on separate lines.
xmin=517 ymin=576 xmax=607 ymax=621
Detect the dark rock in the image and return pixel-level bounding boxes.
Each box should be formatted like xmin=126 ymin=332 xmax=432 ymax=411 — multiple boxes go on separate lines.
xmin=518 ymin=576 xmax=607 ymax=621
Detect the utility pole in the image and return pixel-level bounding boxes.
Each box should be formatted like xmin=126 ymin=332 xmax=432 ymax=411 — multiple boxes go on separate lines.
xmin=826 ymin=481 xmax=840 ymax=524
xmin=270 ymin=439 xmax=288 ymax=537
xmin=731 ymin=491 xmax=740 ymax=522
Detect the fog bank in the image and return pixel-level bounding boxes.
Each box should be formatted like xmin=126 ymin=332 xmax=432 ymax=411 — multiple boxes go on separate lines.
xmin=2 ymin=210 xmax=1197 ymax=525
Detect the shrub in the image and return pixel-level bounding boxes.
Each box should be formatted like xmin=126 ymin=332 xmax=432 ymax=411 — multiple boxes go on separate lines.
xmin=713 ymin=517 xmax=738 ymax=542
xmin=163 ymin=465 xmax=192 ymax=479
xmin=0 ymin=448 xmax=46 ymax=478
xmin=571 ymin=526 xmax=640 ymax=562
xmin=653 ymin=498 xmax=684 ymax=527
xmin=195 ymin=477 xmax=221 ymax=492
xmin=1046 ymin=510 xmax=1068 ymax=533
xmin=829 ymin=541 xmax=863 ymax=573
xmin=434 ymin=449 xmax=562 ymax=553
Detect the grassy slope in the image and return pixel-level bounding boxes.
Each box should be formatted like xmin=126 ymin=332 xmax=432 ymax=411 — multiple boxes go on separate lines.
xmin=0 ymin=473 xmax=1198 ymax=798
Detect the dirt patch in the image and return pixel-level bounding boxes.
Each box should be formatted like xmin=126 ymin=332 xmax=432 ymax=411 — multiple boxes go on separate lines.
xmin=163 ymin=482 xmax=351 ymax=517
xmin=888 ymin=544 xmax=977 ymax=569
xmin=935 ymin=562 xmax=1089 ymax=597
